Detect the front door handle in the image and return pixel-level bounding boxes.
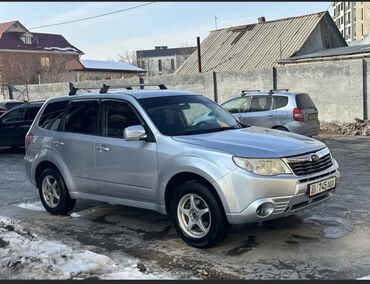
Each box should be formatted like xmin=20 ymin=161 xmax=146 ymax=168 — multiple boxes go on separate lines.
xmin=53 ymin=139 xmax=64 ymax=146
xmin=266 ymin=114 xmax=274 ymax=118
xmin=96 ymin=145 xmax=110 ymax=152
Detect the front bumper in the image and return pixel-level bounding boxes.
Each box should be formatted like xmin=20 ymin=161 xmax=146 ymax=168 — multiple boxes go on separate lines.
xmin=214 ymin=159 xmax=340 ymax=225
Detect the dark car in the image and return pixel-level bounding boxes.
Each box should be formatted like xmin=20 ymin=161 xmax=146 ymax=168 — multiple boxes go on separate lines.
xmin=0 ymin=101 xmax=44 ymax=148
xmin=0 ymin=101 xmax=26 ymax=115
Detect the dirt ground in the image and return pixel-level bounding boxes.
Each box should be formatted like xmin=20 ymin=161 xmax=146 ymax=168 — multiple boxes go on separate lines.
xmin=0 ymin=135 xmax=369 ymax=279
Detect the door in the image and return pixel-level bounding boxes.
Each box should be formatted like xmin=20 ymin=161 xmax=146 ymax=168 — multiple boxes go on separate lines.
xmin=0 ymin=107 xmax=28 ymax=147
xmin=240 ymin=95 xmax=275 ymax=128
xmin=52 ymin=100 xmax=99 ymax=194
xmin=272 ymin=95 xmax=290 ymax=126
xmin=221 ymin=96 xmax=251 ymax=123
xmin=94 ymin=100 xmax=158 ymax=202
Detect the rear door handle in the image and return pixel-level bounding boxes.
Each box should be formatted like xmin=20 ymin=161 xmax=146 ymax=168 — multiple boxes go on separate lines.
xmin=267 ymin=114 xmax=274 ymax=118
xmin=96 ymin=145 xmax=110 ymax=152
xmin=53 ymin=139 xmax=64 ymax=146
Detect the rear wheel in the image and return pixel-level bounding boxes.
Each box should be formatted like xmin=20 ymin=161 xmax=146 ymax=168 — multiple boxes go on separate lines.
xmin=38 ymin=168 xmax=76 ymax=215
xmin=170 ymin=180 xmax=230 ymax=248
xmin=273 ymin=126 xmax=289 ymax=132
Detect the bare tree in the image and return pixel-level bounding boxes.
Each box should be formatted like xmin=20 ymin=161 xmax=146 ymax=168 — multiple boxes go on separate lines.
xmin=118 ymin=50 xmax=137 ymax=65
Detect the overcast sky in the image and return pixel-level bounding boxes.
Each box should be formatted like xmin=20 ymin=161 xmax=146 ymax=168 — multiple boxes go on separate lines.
xmin=0 ymin=1 xmax=332 ymax=61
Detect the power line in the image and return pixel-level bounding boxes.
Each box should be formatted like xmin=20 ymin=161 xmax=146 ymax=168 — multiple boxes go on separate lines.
xmin=30 ymin=2 xmax=156 ymax=30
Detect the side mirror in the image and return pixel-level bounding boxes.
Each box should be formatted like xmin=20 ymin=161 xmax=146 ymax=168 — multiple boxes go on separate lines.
xmin=123 ymin=125 xmax=147 ymax=141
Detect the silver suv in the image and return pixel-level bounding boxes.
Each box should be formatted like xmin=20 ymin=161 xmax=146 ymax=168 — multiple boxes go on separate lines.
xmin=221 ymin=90 xmax=320 ymax=136
xmin=25 ymin=87 xmax=339 ymax=247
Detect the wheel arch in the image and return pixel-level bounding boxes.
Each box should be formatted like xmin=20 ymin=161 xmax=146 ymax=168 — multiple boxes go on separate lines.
xmin=164 ymin=172 xmax=226 ymax=216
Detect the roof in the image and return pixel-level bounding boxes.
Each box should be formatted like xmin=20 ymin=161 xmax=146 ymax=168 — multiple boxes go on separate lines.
xmin=176 ymin=11 xmax=345 ymax=74
xmin=47 ymin=90 xmax=196 ymax=103
xmin=0 ymin=20 xmax=83 ymax=54
xmin=136 ymin=46 xmax=197 ymax=58
xmin=278 ymin=44 xmax=370 ymax=62
xmin=78 ymin=59 xmax=145 ymax=73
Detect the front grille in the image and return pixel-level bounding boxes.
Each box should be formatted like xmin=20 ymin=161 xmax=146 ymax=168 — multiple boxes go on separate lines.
xmin=288 ymin=153 xmax=333 ymax=176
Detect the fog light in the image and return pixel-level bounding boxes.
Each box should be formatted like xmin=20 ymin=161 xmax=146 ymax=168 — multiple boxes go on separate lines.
xmin=256 ymin=202 xmax=275 ymax=218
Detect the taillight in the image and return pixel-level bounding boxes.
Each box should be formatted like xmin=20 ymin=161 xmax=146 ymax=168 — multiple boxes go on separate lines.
xmin=25 ymin=132 xmax=33 ymax=149
xmin=293 ymin=107 xmax=304 ymax=122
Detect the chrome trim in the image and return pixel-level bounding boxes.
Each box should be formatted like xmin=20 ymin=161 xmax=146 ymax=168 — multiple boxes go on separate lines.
xmin=283 ymin=148 xmax=330 ymax=163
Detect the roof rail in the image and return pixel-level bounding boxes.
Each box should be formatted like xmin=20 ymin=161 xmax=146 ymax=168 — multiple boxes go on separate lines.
xmin=241 ymin=89 xmax=260 ymax=96
xmin=268 ymin=88 xmax=289 ymax=95
xmin=68 ymin=82 xmax=167 ymax=96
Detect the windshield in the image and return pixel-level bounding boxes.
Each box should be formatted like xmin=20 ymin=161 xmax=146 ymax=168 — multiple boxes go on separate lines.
xmin=138 ymin=95 xmax=241 ymax=136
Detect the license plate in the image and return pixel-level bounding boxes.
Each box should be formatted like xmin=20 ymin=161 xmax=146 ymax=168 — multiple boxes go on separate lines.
xmin=309 ymin=177 xmax=336 ymax=197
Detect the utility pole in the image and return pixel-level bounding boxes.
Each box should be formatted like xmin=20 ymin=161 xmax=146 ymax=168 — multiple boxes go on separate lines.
xmin=197 ymin=36 xmax=202 ymax=73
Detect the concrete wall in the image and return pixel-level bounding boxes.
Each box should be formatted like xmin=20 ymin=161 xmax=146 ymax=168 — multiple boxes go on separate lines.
xmin=9 ymin=58 xmax=369 ymax=123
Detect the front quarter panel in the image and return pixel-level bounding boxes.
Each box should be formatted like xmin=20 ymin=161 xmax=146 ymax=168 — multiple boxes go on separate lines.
xmin=156 ymin=135 xmax=237 ymax=212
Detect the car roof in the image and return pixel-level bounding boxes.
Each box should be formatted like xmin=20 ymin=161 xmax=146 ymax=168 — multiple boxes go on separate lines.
xmin=10 ymin=101 xmax=44 ymax=111
xmin=45 ymin=89 xmax=199 ymax=103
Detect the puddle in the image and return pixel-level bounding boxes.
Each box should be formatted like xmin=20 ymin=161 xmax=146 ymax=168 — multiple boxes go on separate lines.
xmin=304 ymin=215 xmax=353 ymax=239
xmin=226 ymin=235 xmax=259 ymax=256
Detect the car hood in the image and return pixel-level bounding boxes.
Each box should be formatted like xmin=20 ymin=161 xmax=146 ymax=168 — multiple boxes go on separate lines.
xmin=172 ymin=126 xmax=326 ymax=158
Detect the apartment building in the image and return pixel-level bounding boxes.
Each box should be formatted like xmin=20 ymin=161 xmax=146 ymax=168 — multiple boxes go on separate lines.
xmin=333 ymin=1 xmax=370 ymax=43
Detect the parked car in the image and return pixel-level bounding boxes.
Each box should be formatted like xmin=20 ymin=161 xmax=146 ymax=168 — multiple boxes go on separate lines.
xmin=25 ymin=88 xmax=339 ymax=248
xmin=0 ymin=100 xmax=26 ymax=115
xmin=220 ymin=90 xmax=320 ymax=136
xmin=0 ymin=101 xmax=43 ymax=148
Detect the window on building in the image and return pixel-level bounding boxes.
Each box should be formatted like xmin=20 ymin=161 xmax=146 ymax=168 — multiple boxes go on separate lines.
xmin=348 ymin=11 xmax=351 ymax=23
xmin=341 ymin=16 xmax=344 ymax=25
xmin=40 ymin=57 xmax=50 ymax=68
xmin=362 ymin=8 xmax=364 ymax=20
xmin=158 ymin=59 xmax=162 ymax=72
xmin=171 ymin=59 xmax=175 ymax=71
xmin=24 ymin=36 xmax=32 ymax=44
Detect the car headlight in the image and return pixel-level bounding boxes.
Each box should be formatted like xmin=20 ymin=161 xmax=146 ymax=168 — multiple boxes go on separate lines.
xmin=233 ymin=157 xmax=292 ymax=176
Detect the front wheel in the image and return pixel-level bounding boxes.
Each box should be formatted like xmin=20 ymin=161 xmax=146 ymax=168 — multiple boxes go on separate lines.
xmin=38 ymin=168 xmax=76 ymax=215
xmin=170 ymin=180 xmax=230 ymax=248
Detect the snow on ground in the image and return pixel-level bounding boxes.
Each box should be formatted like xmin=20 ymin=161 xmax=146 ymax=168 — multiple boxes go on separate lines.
xmin=17 ymin=201 xmax=45 ymax=212
xmin=0 ymin=216 xmax=173 ymax=280
xmin=359 ymin=275 xmax=370 ymax=280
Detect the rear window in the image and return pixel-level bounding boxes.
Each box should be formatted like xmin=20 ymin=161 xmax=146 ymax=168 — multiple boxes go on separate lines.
xmin=39 ymin=101 xmax=68 ymax=131
xmin=27 ymin=106 xmax=41 ymax=121
xmin=64 ymin=101 xmax=98 ymax=135
xmin=272 ymin=96 xmax=288 ymax=109
xmin=296 ymin=93 xmax=317 ymax=110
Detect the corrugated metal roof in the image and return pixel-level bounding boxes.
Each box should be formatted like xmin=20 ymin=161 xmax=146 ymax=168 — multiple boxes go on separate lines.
xmin=176 ymin=11 xmax=334 ymax=74
xmin=279 ymin=44 xmax=370 ymax=62
xmin=81 ymin=60 xmax=145 ymax=73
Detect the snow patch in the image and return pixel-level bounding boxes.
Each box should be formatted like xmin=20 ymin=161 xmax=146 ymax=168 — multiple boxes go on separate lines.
xmin=359 ymin=275 xmax=370 ymax=280
xmin=0 ymin=216 xmax=173 ymax=280
xmin=70 ymin=213 xmax=81 ymax=218
xmin=17 ymin=201 xmax=45 ymax=212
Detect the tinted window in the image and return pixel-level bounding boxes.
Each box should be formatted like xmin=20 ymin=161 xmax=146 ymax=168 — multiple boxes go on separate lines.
xmin=27 ymin=106 xmax=41 ymax=120
xmin=6 ymin=102 xmax=24 ymax=110
xmin=39 ymin=101 xmax=68 ymax=131
xmin=103 ymin=101 xmax=141 ymax=138
xmin=296 ymin=93 xmax=317 ymax=110
xmin=221 ymin=97 xmax=251 ymax=113
xmin=1 ymin=108 xmax=27 ymax=123
xmin=250 ymin=96 xmax=272 ymax=112
xmin=272 ymin=96 xmax=288 ymax=109
xmin=64 ymin=101 xmax=98 ymax=135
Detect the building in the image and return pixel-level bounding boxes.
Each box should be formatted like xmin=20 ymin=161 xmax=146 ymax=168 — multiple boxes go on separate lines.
xmin=176 ymin=11 xmax=346 ymax=74
xmin=332 ymin=1 xmax=370 ymax=43
xmin=136 ymin=46 xmax=196 ymax=76
xmin=0 ymin=20 xmax=83 ymax=85
xmin=65 ymin=59 xmax=145 ymax=82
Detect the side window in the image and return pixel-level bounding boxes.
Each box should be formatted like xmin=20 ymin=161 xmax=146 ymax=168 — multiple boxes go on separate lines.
xmin=222 ymin=97 xmax=251 ymax=113
xmin=1 ymin=108 xmax=27 ymax=123
xmin=272 ymin=96 xmax=288 ymax=110
xmin=27 ymin=106 xmax=41 ymax=121
xmin=39 ymin=101 xmax=68 ymax=131
xmin=64 ymin=101 xmax=98 ymax=135
xmin=250 ymin=96 xmax=272 ymax=112
xmin=103 ymin=101 xmax=141 ymax=138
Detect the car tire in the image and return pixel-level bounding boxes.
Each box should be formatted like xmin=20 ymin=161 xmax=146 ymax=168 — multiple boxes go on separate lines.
xmin=170 ymin=180 xmax=230 ymax=248
xmin=38 ymin=168 xmax=76 ymax=215
xmin=273 ymin=126 xmax=289 ymax=132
